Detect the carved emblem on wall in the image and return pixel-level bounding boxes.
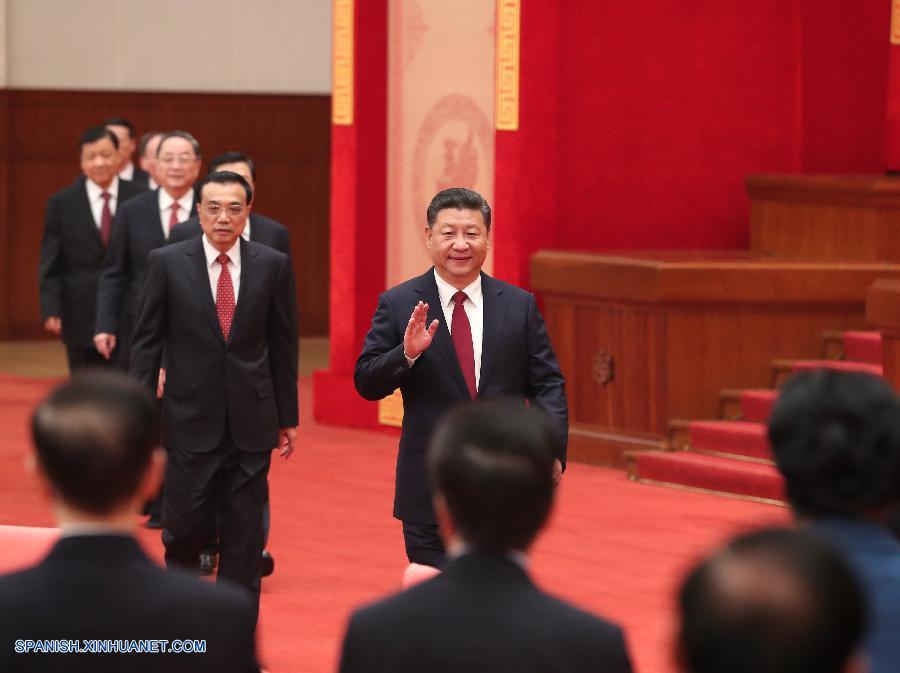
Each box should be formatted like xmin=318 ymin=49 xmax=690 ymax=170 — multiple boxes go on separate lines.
xmin=332 ymin=0 xmax=354 ymax=125
xmin=495 ymin=0 xmax=521 ymax=130
xmin=411 ymin=94 xmax=493 ymax=224
xmin=592 ymin=350 xmax=615 ymax=386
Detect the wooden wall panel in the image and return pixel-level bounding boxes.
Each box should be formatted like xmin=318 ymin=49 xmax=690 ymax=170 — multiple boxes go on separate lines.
xmin=0 ymin=89 xmax=330 ymax=338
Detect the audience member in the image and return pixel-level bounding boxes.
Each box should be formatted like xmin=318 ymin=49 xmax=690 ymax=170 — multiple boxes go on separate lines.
xmin=94 ymin=131 xmax=201 ymax=366
xmin=137 ymin=131 xmax=163 ymax=189
xmin=0 ymin=371 xmax=260 ymax=673
xmin=339 ymin=399 xmax=632 ymax=673
xmin=677 ymin=528 xmax=866 ymax=673
xmin=105 ymin=117 xmax=150 ymax=185
xmin=38 ymin=126 xmax=146 ymax=372
xmin=768 ymin=369 xmax=900 ymax=673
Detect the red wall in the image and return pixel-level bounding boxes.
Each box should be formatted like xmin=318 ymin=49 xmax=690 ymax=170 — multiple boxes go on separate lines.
xmin=496 ymin=0 xmax=890 ymax=278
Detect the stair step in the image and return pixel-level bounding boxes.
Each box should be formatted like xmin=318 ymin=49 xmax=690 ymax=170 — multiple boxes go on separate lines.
xmin=772 ymin=358 xmax=883 ymax=387
xmin=739 ymin=389 xmax=778 ymax=422
xmin=667 ymin=419 xmax=692 ymax=450
xmin=842 ymin=331 xmax=882 ymax=365
xmin=629 ymin=451 xmax=784 ymax=503
xmin=689 ymin=421 xmax=771 ymax=460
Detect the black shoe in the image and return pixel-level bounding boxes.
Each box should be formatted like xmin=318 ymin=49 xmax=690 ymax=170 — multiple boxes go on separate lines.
xmin=199 ymin=551 xmax=218 ymax=576
xmin=260 ymin=550 xmax=275 ymax=578
xmin=145 ymin=517 xmax=164 ymax=530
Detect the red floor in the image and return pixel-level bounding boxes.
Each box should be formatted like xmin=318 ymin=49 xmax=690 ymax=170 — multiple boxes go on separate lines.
xmin=0 ymin=376 xmax=789 ymax=673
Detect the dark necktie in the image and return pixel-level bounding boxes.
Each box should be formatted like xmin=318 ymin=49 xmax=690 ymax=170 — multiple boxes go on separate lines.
xmin=451 ymin=290 xmax=476 ymax=398
xmin=216 ymin=254 xmax=235 ymax=339
xmin=100 ymin=191 xmax=113 ymax=248
xmin=167 ymin=202 xmax=180 ymax=238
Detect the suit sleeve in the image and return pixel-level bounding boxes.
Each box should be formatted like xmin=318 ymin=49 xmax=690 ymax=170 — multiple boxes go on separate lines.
xmin=95 ymin=204 xmax=131 ymax=333
xmin=267 ymin=253 xmax=299 ymax=427
xmin=338 ymin=612 xmax=368 ymax=673
xmin=129 ymin=249 xmax=167 ymax=391
xmin=354 ymin=293 xmax=414 ymax=401
xmin=525 ymin=293 xmax=569 ymax=467
xmin=38 ymin=196 xmax=63 ymax=319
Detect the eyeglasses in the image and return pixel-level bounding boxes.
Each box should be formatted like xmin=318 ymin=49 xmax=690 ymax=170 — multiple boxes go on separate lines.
xmin=202 ymin=203 xmax=246 ymax=217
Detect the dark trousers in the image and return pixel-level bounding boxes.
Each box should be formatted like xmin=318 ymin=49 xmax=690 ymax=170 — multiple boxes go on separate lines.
xmin=163 ymin=435 xmax=271 ymax=619
xmin=402 ymin=521 xmax=446 ymax=568
xmin=64 ymin=344 xmax=112 ymax=372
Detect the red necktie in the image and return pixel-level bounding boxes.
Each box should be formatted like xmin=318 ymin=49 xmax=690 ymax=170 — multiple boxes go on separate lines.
xmin=216 ymin=254 xmax=235 ymax=340
xmin=451 ymin=291 xmax=477 ymax=398
xmin=167 ymin=202 xmax=181 ymax=238
xmin=100 ymin=191 xmax=113 ymax=248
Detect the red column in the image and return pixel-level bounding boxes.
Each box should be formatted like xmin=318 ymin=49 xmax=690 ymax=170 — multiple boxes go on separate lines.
xmin=313 ymin=0 xmax=393 ymax=429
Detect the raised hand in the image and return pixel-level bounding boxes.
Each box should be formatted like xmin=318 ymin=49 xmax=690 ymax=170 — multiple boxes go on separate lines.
xmin=403 ymin=301 xmax=439 ymax=360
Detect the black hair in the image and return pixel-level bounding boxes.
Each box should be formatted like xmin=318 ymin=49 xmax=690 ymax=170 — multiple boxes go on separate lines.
xmin=208 ymin=151 xmax=257 ymax=181
xmin=137 ymin=131 xmax=163 ymax=157
xmin=31 ymin=371 xmax=159 ymax=515
xmin=678 ymin=528 xmax=866 ymax=673
xmin=79 ymin=126 xmax=119 ymax=152
xmin=428 ymin=399 xmax=557 ymax=553
xmin=195 ymin=171 xmax=253 ymax=205
xmin=768 ymin=369 xmax=900 ymax=518
xmin=104 ymin=117 xmax=135 ymax=138
xmin=426 ymin=188 xmax=492 ymax=230
xmin=156 ymin=130 xmax=201 ymax=158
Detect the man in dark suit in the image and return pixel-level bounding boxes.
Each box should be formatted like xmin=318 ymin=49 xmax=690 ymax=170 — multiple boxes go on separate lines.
xmin=94 ymin=131 xmax=201 ymax=367
xmin=39 ymin=126 xmax=146 ymax=372
xmin=677 ymin=528 xmax=867 ymax=673
xmin=0 ymin=371 xmax=260 ymax=673
xmin=169 ymin=150 xmax=290 ymax=577
xmin=355 ymin=187 xmax=568 ymax=567
xmin=169 ymin=151 xmax=290 ymax=255
xmin=339 ymin=400 xmax=630 ymax=673
xmin=105 ymin=117 xmax=151 ymax=186
xmin=130 ymin=171 xmax=298 ymax=617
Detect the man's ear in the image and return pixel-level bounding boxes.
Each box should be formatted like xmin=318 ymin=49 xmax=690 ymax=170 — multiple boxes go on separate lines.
xmin=24 ymin=452 xmax=55 ymax=500
xmin=433 ymin=493 xmax=455 ymax=543
xmin=424 ymin=226 xmax=433 ymax=248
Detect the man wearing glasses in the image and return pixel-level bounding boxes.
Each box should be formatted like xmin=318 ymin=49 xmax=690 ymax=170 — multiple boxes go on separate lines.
xmin=130 ymin=171 xmax=299 ymax=621
xmin=94 ymin=131 xmax=202 ymax=367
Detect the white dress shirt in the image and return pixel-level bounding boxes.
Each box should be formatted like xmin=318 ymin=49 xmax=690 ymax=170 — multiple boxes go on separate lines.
xmin=118 ymin=162 xmax=135 ymax=181
xmin=158 ymin=189 xmax=194 ymax=239
xmin=84 ymin=176 xmax=119 ymax=229
xmin=202 ymin=234 xmax=242 ymax=303
xmin=434 ymin=270 xmax=484 ymax=391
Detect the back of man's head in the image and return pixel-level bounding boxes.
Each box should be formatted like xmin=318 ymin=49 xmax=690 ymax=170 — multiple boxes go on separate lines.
xmin=678 ymin=528 xmax=867 ymax=673
xmin=427 ymin=399 xmax=557 ymax=554
xmin=31 ymin=371 xmax=159 ymax=515
xmin=768 ymin=369 xmax=900 ymax=519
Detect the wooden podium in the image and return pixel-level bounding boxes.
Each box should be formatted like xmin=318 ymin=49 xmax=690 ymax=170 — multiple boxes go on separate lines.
xmin=533 ymin=176 xmax=900 ymax=466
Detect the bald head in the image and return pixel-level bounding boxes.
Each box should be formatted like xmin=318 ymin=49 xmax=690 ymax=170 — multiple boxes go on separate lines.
xmin=678 ymin=529 xmax=866 ymax=673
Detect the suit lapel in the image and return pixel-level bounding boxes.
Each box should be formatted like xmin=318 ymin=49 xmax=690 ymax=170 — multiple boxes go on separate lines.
xmin=185 ymin=237 xmax=225 ymax=344
xmin=414 ymin=269 xmax=471 ymax=399
xmin=227 ymin=238 xmax=255 ymax=343
xmin=477 ymin=273 xmax=507 ymax=395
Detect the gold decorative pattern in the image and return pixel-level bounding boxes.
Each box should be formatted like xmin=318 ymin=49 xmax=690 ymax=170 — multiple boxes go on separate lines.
xmin=378 ymin=389 xmax=404 ymax=427
xmin=592 ymin=350 xmax=615 ymax=386
xmin=495 ymin=0 xmax=520 ymax=131
xmin=893 ymin=0 xmax=900 ymax=45
xmin=332 ymin=0 xmax=354 ymax=125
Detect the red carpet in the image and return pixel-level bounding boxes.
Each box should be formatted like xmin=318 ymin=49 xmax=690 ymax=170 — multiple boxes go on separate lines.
xmin=0 ymin=374 xmax=788 ymax=673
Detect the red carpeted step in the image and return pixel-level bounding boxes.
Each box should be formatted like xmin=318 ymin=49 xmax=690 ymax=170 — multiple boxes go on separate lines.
xmin=689 ymin=421 xmax=771 ymax=460
xmin=842 ymin=331 xmax=882 ymax=365
xmin=633 ymin=451 xmax=784 ymax=502
xmin=739 ymin=389 xmax=778 ymax=422
xmin=791 ymin=360 xmax=883 ymax=377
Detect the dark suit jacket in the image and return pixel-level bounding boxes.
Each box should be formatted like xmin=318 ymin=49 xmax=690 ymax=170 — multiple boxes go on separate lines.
xmin=130 ymin=237 xmax=298 ymax=453
xmin=0 ymin=535 xmax=259 ymax=673
xmin=130 ymin=166 xmax=151 ymax=187
xmin=95 ymin=189 xmax=198 ymax=335
xmin=38 ymin=177 xmax=146 ymax=347
xmin=354 ymin=269 xmax=568 ymax=523
xmin=169 ymin=213 xmax=291 ymax=256
xmin=339 ymin=552 xmax=632 ymax=673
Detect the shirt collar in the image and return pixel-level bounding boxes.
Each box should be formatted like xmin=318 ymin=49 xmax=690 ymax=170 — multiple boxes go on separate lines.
xmin=202 ymin=234 xmax=241 ymax=268
xmin=159 ymin=187 xmax=195 ymax=213
xmin=85 ymin=176 xmax=119 ymax=201
xmin=433 ymin=269 xmax=482 ymax=308
xmin=447 ymin=541 xmax=530 ymax=571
